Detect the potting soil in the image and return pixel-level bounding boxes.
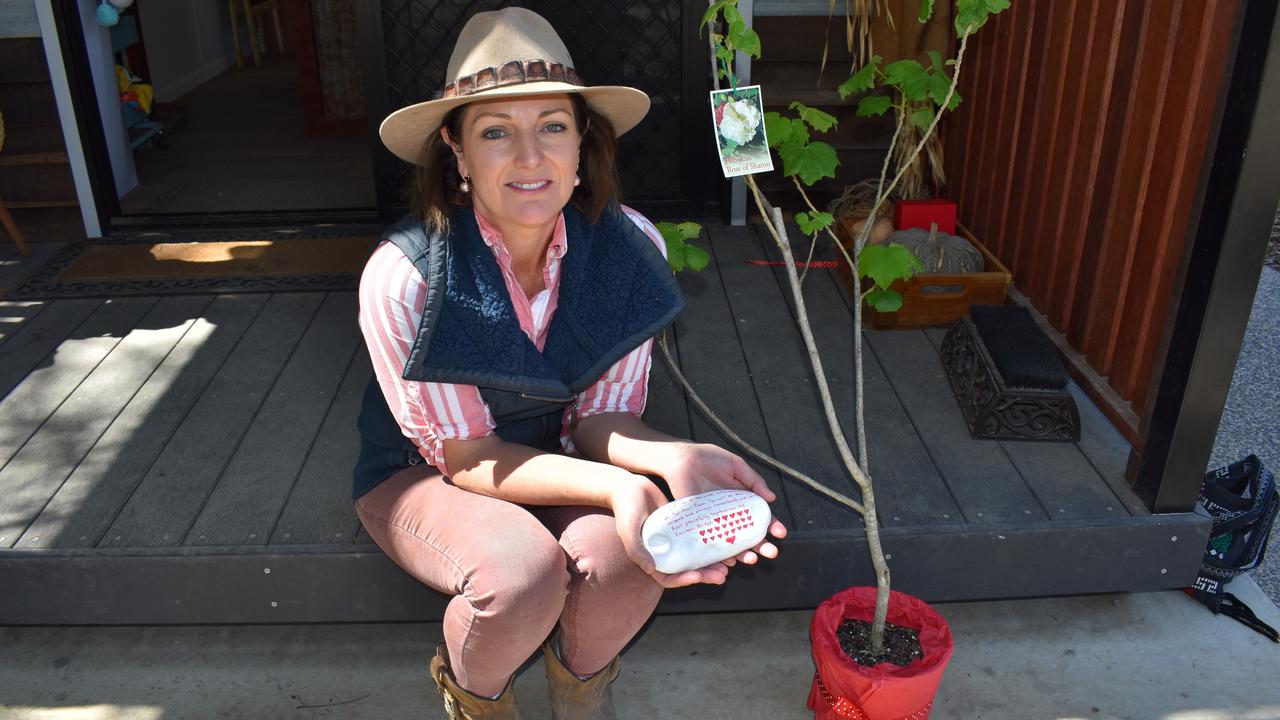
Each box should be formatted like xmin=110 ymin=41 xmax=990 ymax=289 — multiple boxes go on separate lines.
xmin=836 ymin=619 xmax=923 ymax=667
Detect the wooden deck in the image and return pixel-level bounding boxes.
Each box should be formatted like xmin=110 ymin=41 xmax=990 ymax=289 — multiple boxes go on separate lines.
xmin=0 ymin=226 xmax=1209 ymax=624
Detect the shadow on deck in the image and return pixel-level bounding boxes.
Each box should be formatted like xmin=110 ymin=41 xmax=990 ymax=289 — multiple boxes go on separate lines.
xmin=0 ymin=225 xmax=1208 ymax=624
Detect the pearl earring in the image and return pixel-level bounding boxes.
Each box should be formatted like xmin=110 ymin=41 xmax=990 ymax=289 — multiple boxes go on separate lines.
xmin=459 ymin=176 xmax=471 ymax=193
xmin=573 ymin=174 xmax=581 ymax=187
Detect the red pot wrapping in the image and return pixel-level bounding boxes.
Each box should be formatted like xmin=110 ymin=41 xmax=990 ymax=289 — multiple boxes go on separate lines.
xmin=807 ymin=587 xmax=954 ymax=720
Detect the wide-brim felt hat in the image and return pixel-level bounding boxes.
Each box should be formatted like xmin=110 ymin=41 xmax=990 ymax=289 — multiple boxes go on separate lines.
xmin=379 ymin=7 xmax=651 ymax=165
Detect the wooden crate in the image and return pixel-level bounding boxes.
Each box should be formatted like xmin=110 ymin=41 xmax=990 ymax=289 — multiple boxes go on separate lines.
xmin=835 ymin=216 xmax=1012 ymax=329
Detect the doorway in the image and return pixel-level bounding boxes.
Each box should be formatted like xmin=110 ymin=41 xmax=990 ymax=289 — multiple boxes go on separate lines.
xmin=97 ymin=0 xmax=377 ymax=218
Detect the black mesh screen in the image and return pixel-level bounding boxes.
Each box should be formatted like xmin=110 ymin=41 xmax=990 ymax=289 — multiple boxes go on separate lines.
xmin=378 ymin=0 xmax=702 ymax=209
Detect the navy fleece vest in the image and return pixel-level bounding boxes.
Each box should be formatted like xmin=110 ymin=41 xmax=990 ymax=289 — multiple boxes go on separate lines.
xmin=353 ymin=205 xmax=684 ymax=499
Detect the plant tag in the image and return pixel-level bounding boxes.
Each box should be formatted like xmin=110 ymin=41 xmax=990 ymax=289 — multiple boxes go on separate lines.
xmin=641 ymin=489 xmax=771 ymax=574
xmin=710 ymin=85 xmax=774 ymax=178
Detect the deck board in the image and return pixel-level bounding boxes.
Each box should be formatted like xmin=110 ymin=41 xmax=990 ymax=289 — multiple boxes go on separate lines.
xmin=641 ymin=328 xmax=691 ymax=445
xmin=3 ymin=295 xmax=212 ymax=549
xmin=0 ymin=298 xmax=155 ymax=484
xmin=707 ymin=225 xmax=859 ymax=531
xmin=0 ymin=299 xmax=103 ymax=402
xmin=918 ymin=327 xmax=1130 ymax=520
xmin=670 ymin=230 xmax=795 ymax=530
xmin=271 ymin=349 xmax=371 ymax=545
xmin=0 ymin=300 xmax=48 ymax=346
xmin=0 ymin=225 xmax=1210 ymax=624
xmin=865 ymin=328 xmax=1049 ymax=522
xmin=187 ymin=292 xmax=362 ymax=546
xmin=101 ymin=293 xmax=325 ymax=548
xmin=15 ymin=295 xmax=270 ymax=549
xmin=753 ymin=229 xmax=964 ymax=529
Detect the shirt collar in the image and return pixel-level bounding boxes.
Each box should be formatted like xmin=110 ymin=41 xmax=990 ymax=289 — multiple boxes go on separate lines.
xmin=473 ymin=209 xmax=568 ymax=261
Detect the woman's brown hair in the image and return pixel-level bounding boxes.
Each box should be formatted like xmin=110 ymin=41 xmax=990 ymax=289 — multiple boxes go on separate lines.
xmin=411 ymin=94 xmax=622 ymax=232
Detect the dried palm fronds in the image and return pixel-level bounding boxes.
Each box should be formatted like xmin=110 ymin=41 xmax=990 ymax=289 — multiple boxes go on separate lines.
xmin=891 ymin=96 xmax=947 ymax=200
xmin=820 ymin=0 xmax=896 ymax=83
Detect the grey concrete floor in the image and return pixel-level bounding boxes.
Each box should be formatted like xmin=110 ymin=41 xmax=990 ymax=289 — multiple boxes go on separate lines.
xmin=1210 ymin=265 xmax=1280 ymax=607
xmin=2 ymin=579 xmax=1279 ymax=720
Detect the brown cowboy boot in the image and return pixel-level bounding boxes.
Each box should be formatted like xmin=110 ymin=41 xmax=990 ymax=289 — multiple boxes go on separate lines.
xmin=429 ymin=644 xmax=523 ymax=720
xmin=541 ymin=638 xmax=621 ymax=720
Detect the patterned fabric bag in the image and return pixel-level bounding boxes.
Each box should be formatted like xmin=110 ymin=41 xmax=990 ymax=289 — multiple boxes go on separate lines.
xmin=1186 ymin=455 xmax=1280 ymax=642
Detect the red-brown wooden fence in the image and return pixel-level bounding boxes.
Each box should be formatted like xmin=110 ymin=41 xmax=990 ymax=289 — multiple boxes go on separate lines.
xmin=943 ymin=0 xmax=1239 ymax=441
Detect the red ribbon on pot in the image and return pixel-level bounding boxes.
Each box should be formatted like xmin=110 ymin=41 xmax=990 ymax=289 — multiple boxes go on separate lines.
xmin=807 ymin=587 xmax=954 ymax=720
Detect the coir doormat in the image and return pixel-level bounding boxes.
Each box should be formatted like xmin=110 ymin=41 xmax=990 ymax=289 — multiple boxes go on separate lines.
xmin=8 ymin=235 xmax=379 ymax=299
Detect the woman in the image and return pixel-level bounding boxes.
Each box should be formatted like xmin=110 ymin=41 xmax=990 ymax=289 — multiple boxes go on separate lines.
xmin=355 ymin=8 xmax=786 ymax=719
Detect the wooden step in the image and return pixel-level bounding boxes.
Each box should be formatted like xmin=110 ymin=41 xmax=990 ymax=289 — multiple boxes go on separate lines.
xmin=0 ymin=124 xmax=68 ymax=156
xmin=0 ymin=162 xmax=76 ymax=205
xmin=756 ymin=14 xmax=854 ymax=63
xmin=0 ymin=151 xmax=69 ymax=167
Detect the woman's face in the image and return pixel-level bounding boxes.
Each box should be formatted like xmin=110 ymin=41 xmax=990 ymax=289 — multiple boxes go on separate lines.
xmin=447 ymin=94 xmax=581 ymax=237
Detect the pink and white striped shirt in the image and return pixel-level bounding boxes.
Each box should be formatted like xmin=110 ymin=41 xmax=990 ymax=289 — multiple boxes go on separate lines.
xmin=357 ymin=205 xmax=669 ymax=476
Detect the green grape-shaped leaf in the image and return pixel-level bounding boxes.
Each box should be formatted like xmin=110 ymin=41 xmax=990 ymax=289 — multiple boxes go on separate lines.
xmin=856 ymin=95 xmax=893 ymax=117
xmin=778 ymin=140 xmax=839 ymax=186
xmin=676 ymin=221 xmax=702 ymax=240
xmin=909 ymin=106 xmax=935 ymax=131
xmin=883 ymin=59 xmax=931 ymax=102
xmin=700 ymin=1 xmax=725 ymax=31
xmin=866 ymin=288 xmax=904 ymax=312
xmin=790 ymin=102 xmax=838 ymax=133
xmin=839 ymin=57 xmax=881 ymax=99
xmin=858 ymin=243 xmax=922 ymax=289
xmin=732 ymin=26 xmax=762 ymax=58
xmin=766 ymin=114 xmax=809 ymax=150
xmin=684 ymin=244 xmax=711 ymax=272
xmin=796 ymin=211 xmax=835 ymax=236
xmin=918 ymin=0 xmax=936 ymax=23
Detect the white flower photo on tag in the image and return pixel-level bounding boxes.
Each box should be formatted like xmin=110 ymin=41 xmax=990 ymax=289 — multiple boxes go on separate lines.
xmin=710 ymin=84 xmax=774 ymax=178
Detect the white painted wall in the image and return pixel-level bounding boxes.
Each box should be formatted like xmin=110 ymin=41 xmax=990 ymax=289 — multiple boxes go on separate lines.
xmin=35 ymin=2 xmax=99 ymax=236
xmin=79 ymin=0 xmax=138 ymax=199
xmin=135 ymin=0 xmax=236 ymax=102
xmin=0 ymin=0 xmax=39 ymax=38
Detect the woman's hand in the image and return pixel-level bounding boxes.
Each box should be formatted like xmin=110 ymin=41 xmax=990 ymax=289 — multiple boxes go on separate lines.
xmin=607 ymin=472 xmax=733 ymax=588
xmin=660 ymin=442 xmax=788 ymax=566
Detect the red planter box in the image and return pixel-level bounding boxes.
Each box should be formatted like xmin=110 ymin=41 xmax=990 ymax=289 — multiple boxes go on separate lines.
xmin=893 ymin=200 xmax=957 ymax=235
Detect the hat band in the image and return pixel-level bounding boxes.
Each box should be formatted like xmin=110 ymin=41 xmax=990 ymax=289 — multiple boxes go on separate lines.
xmin=440 ymin=59 xmax=583 ymax=99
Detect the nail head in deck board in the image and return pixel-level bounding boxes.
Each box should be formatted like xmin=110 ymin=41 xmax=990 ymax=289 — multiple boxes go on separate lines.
xmin=0 ymin=297 xmax=156 ymax=473
xmin=671 ymin=232 xmax=793 ymax=530
xmin=749 ymin=226 xmax=963 ymax=528
xmin=0 ymin=298 xmax=102 ymax=400
xmin=0 ymin=512 xmax=1209 ymax=624
xmin=101 ymin=293 xmax=327 ymax=548
xmin=15 ymin=294 xmax=272 ymax=549
xmin=270 ymin=350 xmax=371 ymax=545
xmin=187 ymin=293 xmax=362 ymax=546
xmin=3 ymin=295 xmax=214 ymax=548
xmin=707 ymin=225 xmax=860 ymax=530
xmin=0 ymin=300 xmax=48 ymax=346
xmin=865 ymin=328 xmax=1047 ymax=521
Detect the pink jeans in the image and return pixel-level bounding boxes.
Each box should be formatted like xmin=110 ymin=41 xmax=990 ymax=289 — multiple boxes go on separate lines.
xmin=355 ymin=465 xmax=664 ymax=697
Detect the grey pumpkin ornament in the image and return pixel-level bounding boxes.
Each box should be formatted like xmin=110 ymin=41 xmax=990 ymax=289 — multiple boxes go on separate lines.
xmin=889 ymin=222 xmax=984 ymax=274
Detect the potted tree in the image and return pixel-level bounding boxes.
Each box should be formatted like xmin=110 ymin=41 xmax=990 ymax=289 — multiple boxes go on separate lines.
xmin=657 ymin=1 xmax=1009 ymax=717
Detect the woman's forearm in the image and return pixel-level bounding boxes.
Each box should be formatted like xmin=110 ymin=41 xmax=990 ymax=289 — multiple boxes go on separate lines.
xmin=569 ymin=413 xmax=689 ymax=478
xmin=444 ymin=435 xmax=637 ymax=508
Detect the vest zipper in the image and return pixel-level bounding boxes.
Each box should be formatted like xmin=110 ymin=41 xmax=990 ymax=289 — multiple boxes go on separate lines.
xmin=518 ymin=392 xmax=574 ymax=403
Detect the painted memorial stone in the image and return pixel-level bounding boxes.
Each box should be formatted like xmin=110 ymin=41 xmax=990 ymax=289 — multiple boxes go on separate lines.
xmin=641 ymin=489 xmax=772 ymax=574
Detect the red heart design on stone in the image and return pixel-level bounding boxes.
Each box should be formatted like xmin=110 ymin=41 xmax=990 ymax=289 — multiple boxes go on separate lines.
xmin=701 ymin=538 xmax=708 ymax=544
xmin=699 ymin=529 xmax=705 ymax=536
xmin=726 ymin=534 xmax=736 ymax=544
